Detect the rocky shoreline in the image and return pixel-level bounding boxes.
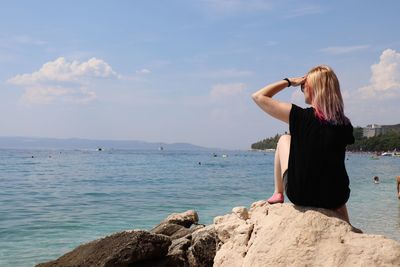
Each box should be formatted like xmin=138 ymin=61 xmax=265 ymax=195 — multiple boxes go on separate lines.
xmin=37 ymin=201 xmax=400 ymax=267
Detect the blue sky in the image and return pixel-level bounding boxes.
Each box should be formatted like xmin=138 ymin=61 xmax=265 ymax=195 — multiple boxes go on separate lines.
xmin=1 ymin=0 xmax=400 ymax=149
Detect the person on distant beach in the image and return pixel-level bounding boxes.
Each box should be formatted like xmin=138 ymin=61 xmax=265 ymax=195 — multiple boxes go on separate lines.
xmin=397 ymin=176 xmax=400 ymax=199
xmin=252 ymin=65 xmax=354 ymax=223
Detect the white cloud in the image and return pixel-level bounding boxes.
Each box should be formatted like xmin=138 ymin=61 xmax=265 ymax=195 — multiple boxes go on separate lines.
xmin=136 ymin=68 xmax=151 ymax=75
xmin=8 ymin=57 xmax=117 ymax=85
xmin=119 ymin=68 xmax=152 ymax=81
xmin=210 ymin=83 xmax=247 ymax=99
xmin=341 ymin=49 xmax=400 ymax=126
xmin=285 ymin=5 xmax=322 ymax=18
xmin=21 ymin=86 xmax=96 ymax=104
xmin=358 ymin=49 xmax=400 ymax=99
xmin=8 ymin=57 xmax=117 ymax=104
xmin=320 ymin=45 xmax=369 ymax=54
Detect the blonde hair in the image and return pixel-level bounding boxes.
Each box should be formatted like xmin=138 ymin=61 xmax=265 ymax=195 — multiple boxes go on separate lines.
xmin=306 ymin=65 xmax=348 ymax=125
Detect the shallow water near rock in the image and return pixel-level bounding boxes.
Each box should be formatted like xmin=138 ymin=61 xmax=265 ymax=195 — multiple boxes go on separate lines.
xmin=1 ymin=149 xmax=399 ymax=266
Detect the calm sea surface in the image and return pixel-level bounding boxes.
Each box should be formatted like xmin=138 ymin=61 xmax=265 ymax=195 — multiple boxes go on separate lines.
xmin=1 ymin=149 xmax=400 ymax=266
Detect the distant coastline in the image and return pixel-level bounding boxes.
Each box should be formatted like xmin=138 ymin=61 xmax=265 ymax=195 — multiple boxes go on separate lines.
xmin=0 ymin=136 xmax=211 ymax=151
xmin=251 ymin=125 xmax=400 ymax=153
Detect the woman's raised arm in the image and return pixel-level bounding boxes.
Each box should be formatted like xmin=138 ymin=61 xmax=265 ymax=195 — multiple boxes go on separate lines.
xmin=252 ymin=77 xmax=305 ymax=123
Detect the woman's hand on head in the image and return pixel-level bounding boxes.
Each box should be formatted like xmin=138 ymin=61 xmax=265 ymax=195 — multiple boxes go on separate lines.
xmin=290 ymin=76 xmax=306 ymax=87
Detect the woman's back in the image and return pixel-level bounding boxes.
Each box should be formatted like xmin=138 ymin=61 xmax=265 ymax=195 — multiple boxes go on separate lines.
xmin=287 ymin=104 xmax=354 ymax=209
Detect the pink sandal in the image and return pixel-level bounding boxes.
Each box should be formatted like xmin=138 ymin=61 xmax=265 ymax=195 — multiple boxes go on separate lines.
xmin=267 ymin=193 xmax=284 ymax=204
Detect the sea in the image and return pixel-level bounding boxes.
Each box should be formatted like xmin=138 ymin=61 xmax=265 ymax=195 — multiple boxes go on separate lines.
xmin=1 ymin=148 xmax=400 ymax=267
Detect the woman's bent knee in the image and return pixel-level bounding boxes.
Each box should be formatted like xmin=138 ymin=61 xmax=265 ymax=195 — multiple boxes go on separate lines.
xmin=276 ymin=134 xmax=290 ymax=171
xmin=277 ymin=134 xmax=291 ymax=148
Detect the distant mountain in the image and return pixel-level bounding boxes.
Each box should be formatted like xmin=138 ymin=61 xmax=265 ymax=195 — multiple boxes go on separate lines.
xmin=0 ymin=137 xmax=210 ymax=151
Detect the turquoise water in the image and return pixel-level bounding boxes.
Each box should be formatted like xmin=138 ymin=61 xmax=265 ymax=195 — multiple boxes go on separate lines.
xmin=0 ymin=149 xmax=399 ymax=266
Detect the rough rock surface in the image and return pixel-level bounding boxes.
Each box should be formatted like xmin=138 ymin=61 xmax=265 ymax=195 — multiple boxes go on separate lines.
xmin=163 ymin=210 xmax=199 ymax=227
xmin=187 ymin=226 xmax=218 ymax=267
xmin=37 ymin=210 xmax=218 ymax=267
xmin=213 ymin=201 xmax=400 ymax=267
xmin=37 ymin=202 xmax=400 ymax=267
xmin=36 ymin=230 xmax=171 ymax=267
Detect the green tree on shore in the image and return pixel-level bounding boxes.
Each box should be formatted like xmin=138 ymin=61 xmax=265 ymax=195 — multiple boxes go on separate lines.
xmin=251 ymin=127 xmax=400 ymax=152
xmin=347 ymin=130 xmax=400 ymax=152
xmin=251 ymin=134 xmax=281 ymax=150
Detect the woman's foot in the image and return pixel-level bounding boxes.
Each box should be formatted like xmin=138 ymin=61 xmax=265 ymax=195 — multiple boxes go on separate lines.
xmin=267 ymin=193 xmax=284 ymax=204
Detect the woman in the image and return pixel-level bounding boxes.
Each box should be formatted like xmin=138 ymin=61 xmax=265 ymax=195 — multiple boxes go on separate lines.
xmin=252 ymin=65 xmax=354 ymax=223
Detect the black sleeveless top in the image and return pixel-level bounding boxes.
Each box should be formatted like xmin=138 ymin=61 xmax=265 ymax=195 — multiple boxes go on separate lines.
xmin=286 ymin=104 xmax=355 ymax=209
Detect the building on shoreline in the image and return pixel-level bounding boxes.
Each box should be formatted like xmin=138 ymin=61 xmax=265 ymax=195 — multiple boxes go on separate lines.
xmin=363 ymin=124 xmax=385 ymax=138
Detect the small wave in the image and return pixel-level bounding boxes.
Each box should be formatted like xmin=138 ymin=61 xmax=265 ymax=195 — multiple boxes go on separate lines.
xmin=83 ymin=192 xmax=110 ymax=197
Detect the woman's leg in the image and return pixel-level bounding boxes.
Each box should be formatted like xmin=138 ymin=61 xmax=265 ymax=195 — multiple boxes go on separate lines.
xmin=397 ymin=176 xmax=400 ymax=198
xmin=273 ymin=134 xmax=290 ymax=194
xmin=268 ymin=134 xmax=290 ymax=204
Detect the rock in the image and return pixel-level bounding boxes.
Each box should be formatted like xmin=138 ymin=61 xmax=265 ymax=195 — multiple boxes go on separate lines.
xmin=213 ymin=212 xmax=254 ymax=266
xmin=214 ymin=202 xmax=400 ymax=267
xmin=165 ymin=236 xmax=192 ymax=267
xmin=36 ymin=231 xmax=171 ymax=267
xmin=232 ymin=206 xmax=249 ymax=220
xmin=36 ymin=203 xmax=400 ymax=267
xmin=213 ymin=213 xmax=244 ymax=243
xmin=164 ymin=210 xmax=199 ymax=228
xmin=36 ymin=210 xmax=215 ymax=267
xmin=151 ymin=221 xmax=205 ymax=240
xmin=168 ymin=236 xmax=192 ymax=257
xmin=151 ymin=221 xmax=186 ymax=236
xmin=187 ymin=226 xmax=218 ymax=267
xmin=171 ymin=224 xmax=205 ymax=240
xmin=129 ymin=236 xmax=193 ymax=267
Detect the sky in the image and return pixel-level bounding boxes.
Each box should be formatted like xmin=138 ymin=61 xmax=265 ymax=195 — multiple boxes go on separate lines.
xmin=1 ymin=0 xmax=400 ymax=150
